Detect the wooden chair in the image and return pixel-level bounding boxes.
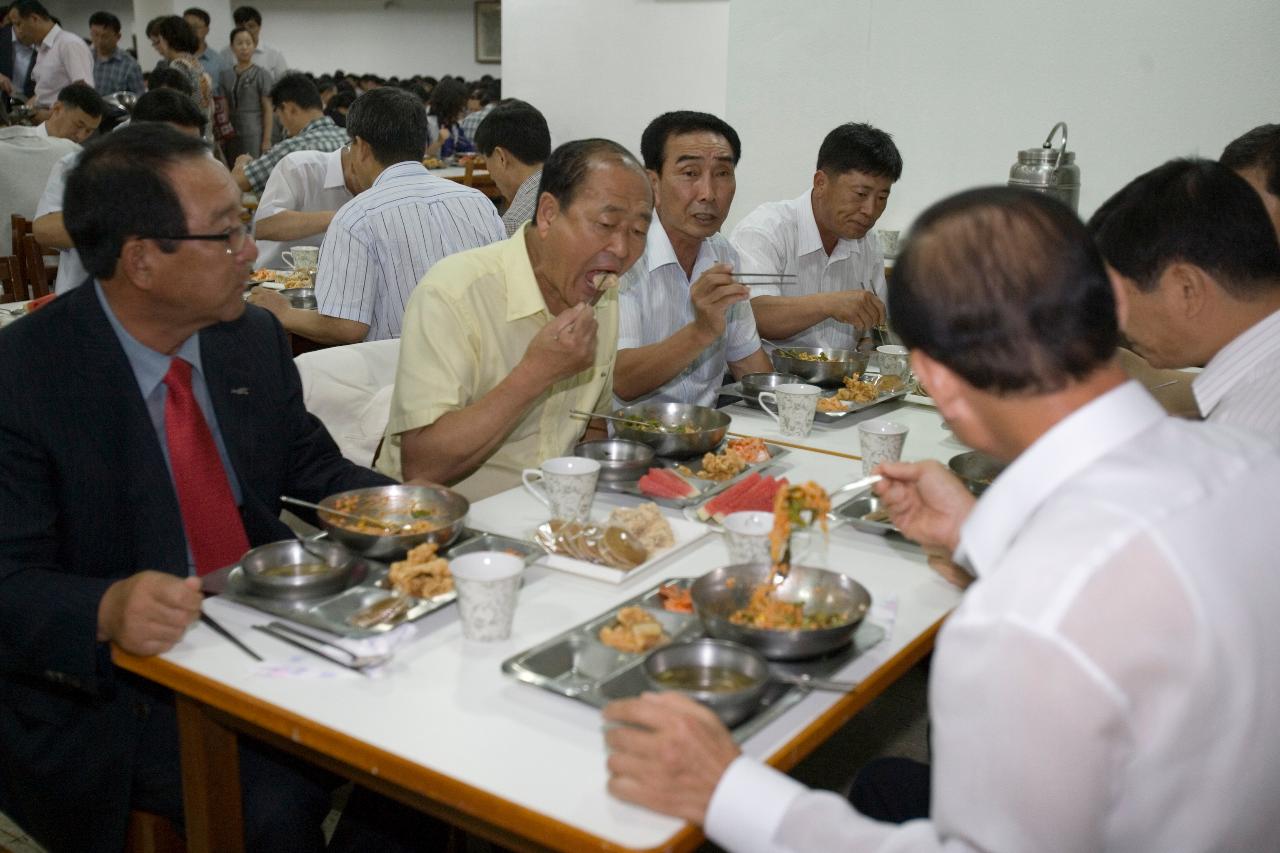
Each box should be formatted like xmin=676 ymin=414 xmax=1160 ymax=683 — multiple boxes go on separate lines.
xmin=461 ymin=159 xmax=501 ymax=201
xmin=20 ymin=234 xmax=54 ymax=299
xmin=0 ymin=255 xmax=21 ymax=304
xmin=124 ymin=810 xmax=186 ymax=853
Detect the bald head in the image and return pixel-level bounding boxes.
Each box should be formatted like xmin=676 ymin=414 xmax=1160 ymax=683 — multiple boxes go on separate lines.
xmin=892 ymin=188 xmax=1117 ymax=394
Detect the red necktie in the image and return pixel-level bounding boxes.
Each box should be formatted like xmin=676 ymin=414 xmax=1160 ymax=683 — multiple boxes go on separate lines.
xmin=163 ymin=357 xmax=250 ymax=575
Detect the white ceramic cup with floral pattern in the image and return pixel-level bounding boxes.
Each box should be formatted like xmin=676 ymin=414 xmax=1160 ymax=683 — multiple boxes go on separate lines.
xmin=858 ymin=420 xmax=909 ymax=476
xmin=757 ymin=383 xmax=821 ymax=438
xmin=450 ymin=551 xmax=524 ymax=641
xmin=521 ymin=456 xmax=600 ymax=520
xmin=281 ymin=245 xmax=320 ymax=272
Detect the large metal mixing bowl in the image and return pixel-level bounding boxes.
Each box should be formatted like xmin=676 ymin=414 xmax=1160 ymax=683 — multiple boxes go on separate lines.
xmin=317 ymin=484 xmax=469 ymax=561
xmin=611 ymin=402 xmax=730 ymax=459
xmin=770 ymin=347 xmax=870 ymax=387
xmin=691 ymin=563 xmax=872 ymax=660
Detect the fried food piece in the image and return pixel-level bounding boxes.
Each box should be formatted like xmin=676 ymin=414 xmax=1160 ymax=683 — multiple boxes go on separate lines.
xmin=726 ymin=437 xmax=770 ymax=463
xmin=598 ymin=606 xmax=667 ymax=653
xmin=816 ymin=396 xmax=847 ymax=413
xmin=388 ymin=542 xmax=453 ymax=598
xmin=836 ymin=375 xmax=879 ymax=403
xmin=695 ymin=448 xmax=747 ymax=481
xmin=657 ymin=583 xmax=693 ymax=613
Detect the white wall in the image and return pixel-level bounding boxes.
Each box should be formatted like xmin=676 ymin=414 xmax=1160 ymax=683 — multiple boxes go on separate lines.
xmin=503 ymin=0 xmax=729 ymax=159
xmin=725 ymin=0 xmax=1280 ymax=232
xmin=254 ymin=0 xmax=497 ymax=79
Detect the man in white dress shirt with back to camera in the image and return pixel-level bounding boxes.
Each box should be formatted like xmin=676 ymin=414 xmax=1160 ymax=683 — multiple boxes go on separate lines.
xmin=732 ymin=122 xmax=900 ymax=352
xmin=249 ymin=86 xmax=505 ymax=344
xmin=603 ymin=186 xmax=1280 ymax=852
xmin=251 ymin=144 xmax=363 ymax=270
xmin=1089 ymin=158 xmax=1280 ymax=437
xmin=473 ymin=99 xmax=550 ymax=237
xmin=615 ymin=111 xmax=772 ymax=408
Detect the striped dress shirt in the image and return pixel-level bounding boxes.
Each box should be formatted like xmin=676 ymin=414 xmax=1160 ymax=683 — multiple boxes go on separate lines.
xmin=616 ymin=218 xmax=762 ymax=408
xmin=1192 ymin=306 xmax=1280 ymax=438
xmin=315 ymin=160 xmax=506 ymax=341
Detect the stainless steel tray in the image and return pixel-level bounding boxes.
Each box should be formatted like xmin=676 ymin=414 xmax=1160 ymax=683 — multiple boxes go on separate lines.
xmin=719 ymin=381 xmax=907 ymax=425
xmin=596 ymin=442 xmax=789 ymax=509
xmin=213 ymin=529 xmax=543 ymax=639
xmin=502 ymin=577 xmax=886 ymax=743
xmin=831 ymin=494 xmax=900 ymax=537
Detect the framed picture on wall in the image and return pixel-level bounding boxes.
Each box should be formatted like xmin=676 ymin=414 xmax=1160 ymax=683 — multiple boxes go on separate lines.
xmin=475 ymin=1 xmax=501 ymax=64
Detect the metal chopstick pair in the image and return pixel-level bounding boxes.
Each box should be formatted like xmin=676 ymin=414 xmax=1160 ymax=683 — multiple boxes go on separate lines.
xmin=736 ymin=272 xmax=798 ymax=286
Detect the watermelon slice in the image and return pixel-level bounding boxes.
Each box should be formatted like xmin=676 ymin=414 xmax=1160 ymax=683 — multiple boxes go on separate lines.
xmin=697 ymin=473 xmax=761 ymax=522
xmin=638 ymin=467 xmax=698 ymax=500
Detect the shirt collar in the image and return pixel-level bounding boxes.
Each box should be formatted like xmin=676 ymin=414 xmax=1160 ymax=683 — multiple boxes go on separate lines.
xmin=298 ymin=115 xmax=335 ymax=137
xmin=36 ymin=22 xmax=62 ymax=51
xmin=371 ymin=159 xmax=427 ymax=187
xmin=506 ymin=225 xmax=550 ymax=321
xmin=94 ymin=280 xmax=203 ymax=396
xmin=953 ymin=381 xmax=1165 ymax=577
xmin=644 ymin=214 xmax=717 ymax=281
xmin=34 ymin=122 xmax=48 ymax=137
xmin=1192 ymin=306 xmax=1280 ymax=418
xmin=797 ymin=189 xmax=860 ymax=262
xmin=516 ymin=169 xmax=542 ymax=199
xmin=323 ymin=147 xmax=347 ymax=189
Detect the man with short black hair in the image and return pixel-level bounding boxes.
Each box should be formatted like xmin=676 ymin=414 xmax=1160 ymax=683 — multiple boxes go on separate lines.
xmin=0 ymin=122 xmax=398 ymax=853
xmin=1221 ymin=123 xmax=1280 ymax=240
xmin=34 ymin=87 xmax=207 ymax=294
xmin=251 ymin=144 xmax=362 ymax=269
xmin=231 ymin=73 xmax=347 ymax=192
xmin=474 ymin=99 xmax=550 ymax=236
xmin=88 ymin=10 xmax=142 ymax=96
xmin=13 ymin=0 xmax=92 ymax=117
xmin=248 ymin=86 xmax=504 ymax=344
xmin=219 ymin=3 xmax=286 ymax=80
xmin=733 ymin=122 xmax=902 ymax=352
xmin=459 ymin=80 xmax=498 ymax=139
xmin=614 ymin=110 xmax=772 ymax=408
xmin=378 ymin=138 xmax=652 ymax=498
xmin=604 ymin=186 xmax=1280 ymax=852
xmin=41 ymin=79 xmax=102 ymax=141
xmin=1090 ymin=158 xmax=1280 ymax=436
xmin=182 ymin=6 xmax=228 ymax=96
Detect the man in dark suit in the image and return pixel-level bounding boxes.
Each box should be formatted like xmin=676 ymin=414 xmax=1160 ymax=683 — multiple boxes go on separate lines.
xmin=0 ymin=124 xmax=397 ymax=851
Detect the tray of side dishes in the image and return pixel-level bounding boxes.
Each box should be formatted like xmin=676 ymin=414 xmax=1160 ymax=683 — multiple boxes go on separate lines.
xmin=597 ymin=440 xmax=789 ymax=509
xmin=205 ymin=529 xmax=543 ymax=638
xmin=501 ymin=576 xmax=886 ymax=742
xmin=719 ymin=381 xmax=907 ymax=425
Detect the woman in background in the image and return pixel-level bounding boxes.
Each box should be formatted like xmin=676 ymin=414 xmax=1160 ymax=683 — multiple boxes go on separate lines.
xmin=150 ymin=16 xmax=213 ymax=138
xmin=425 ymin=78 xmax=475 ymax=159
xmin=219 ymin=27 xmax=274 ymax=160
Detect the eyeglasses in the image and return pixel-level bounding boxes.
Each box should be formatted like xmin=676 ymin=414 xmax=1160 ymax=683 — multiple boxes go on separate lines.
xmin=137 ymin=224 xmax=250 ymax=254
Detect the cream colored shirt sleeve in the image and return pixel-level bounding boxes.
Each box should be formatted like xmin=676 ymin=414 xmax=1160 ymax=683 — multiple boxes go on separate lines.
xmin=384 ymin=283 xmax=478 ymax=438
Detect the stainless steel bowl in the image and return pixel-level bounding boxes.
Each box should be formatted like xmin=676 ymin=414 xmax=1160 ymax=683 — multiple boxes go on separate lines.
xmin=573 ymin=438 xmax=655 ymax=483
xmin=948 ymin=451 xmax=1007 ymax=497
xmin=643 ymin=639 xmax=770 ymax=727
xmin=740 ymin=372 xmax=805 ymax=403
xmin=239 ymin=539 xmax=357 ymax=600
xmin=832 ymin=495 xmax=898 ymax=536
xmin=612 ymin=402 xmax=730 ymax=459
xmin=317 ymin=484 xmax=469 ymax=561
xmin=770 ymin=347 xmax=871 ymax=387
xmin=284 ymin=287 xmax=317 ymax=310
xmin=691 ymin=563 xmax=872 ymax=660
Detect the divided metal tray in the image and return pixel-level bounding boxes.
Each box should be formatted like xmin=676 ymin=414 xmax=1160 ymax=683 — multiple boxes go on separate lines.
xmin=719 ymin=381 xmax=907 ymax=425
xmin=597 ymin=442 xmax=789 ymax=509
xmin=502 ymin=577 xmax=886 ymax=743
xmin=211 ymin=529 xmax=543 ymax=639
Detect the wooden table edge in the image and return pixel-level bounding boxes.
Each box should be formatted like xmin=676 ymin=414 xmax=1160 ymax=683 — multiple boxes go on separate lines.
xmin=113 ymin=612 xmax=946 ymax=852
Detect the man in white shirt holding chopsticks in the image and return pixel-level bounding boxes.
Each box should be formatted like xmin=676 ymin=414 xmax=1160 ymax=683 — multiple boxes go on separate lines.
xmin=731 ymin=122 xmax=900 ymax=353
xmin=1090 ymin=158 xmax=1280 ymax=437
xmin=604 ymin=186 xmax=1280 ymax=852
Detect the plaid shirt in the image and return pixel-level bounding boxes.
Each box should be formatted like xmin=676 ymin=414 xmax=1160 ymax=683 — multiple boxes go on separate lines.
xmin=459 ymin=103 xmax=494 ymax=139
xmin=92 ymin=49 xmax=145 ymax=96
xmin=243 ymin=116 xmax=348 ymax=192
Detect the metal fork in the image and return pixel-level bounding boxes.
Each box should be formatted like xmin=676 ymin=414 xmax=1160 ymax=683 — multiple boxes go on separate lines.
xmin=252 ymin=621 xmax=391 ymax=672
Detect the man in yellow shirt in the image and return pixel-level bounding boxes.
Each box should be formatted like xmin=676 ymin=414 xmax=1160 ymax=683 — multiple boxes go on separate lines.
xmin=378 ymin=138 xmax=652 ymax=499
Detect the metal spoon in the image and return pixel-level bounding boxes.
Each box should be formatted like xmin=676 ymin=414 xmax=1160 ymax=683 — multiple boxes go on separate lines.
xmin=279 ymin=495 xmax=412 ymax=533
xmin=775 ymin=672 xmax=859 ymax=693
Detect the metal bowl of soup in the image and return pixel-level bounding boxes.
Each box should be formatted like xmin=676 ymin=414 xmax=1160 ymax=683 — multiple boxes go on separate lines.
xmin=573 ymin=438 xmax=655 ymax=483
xmin=948 ymin=451 xmax=1007 ymax=496
xmin=643 ymin=638 xmax=770 ymax=726
xmin=239 ymin=539 xmax=358 ymax=600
